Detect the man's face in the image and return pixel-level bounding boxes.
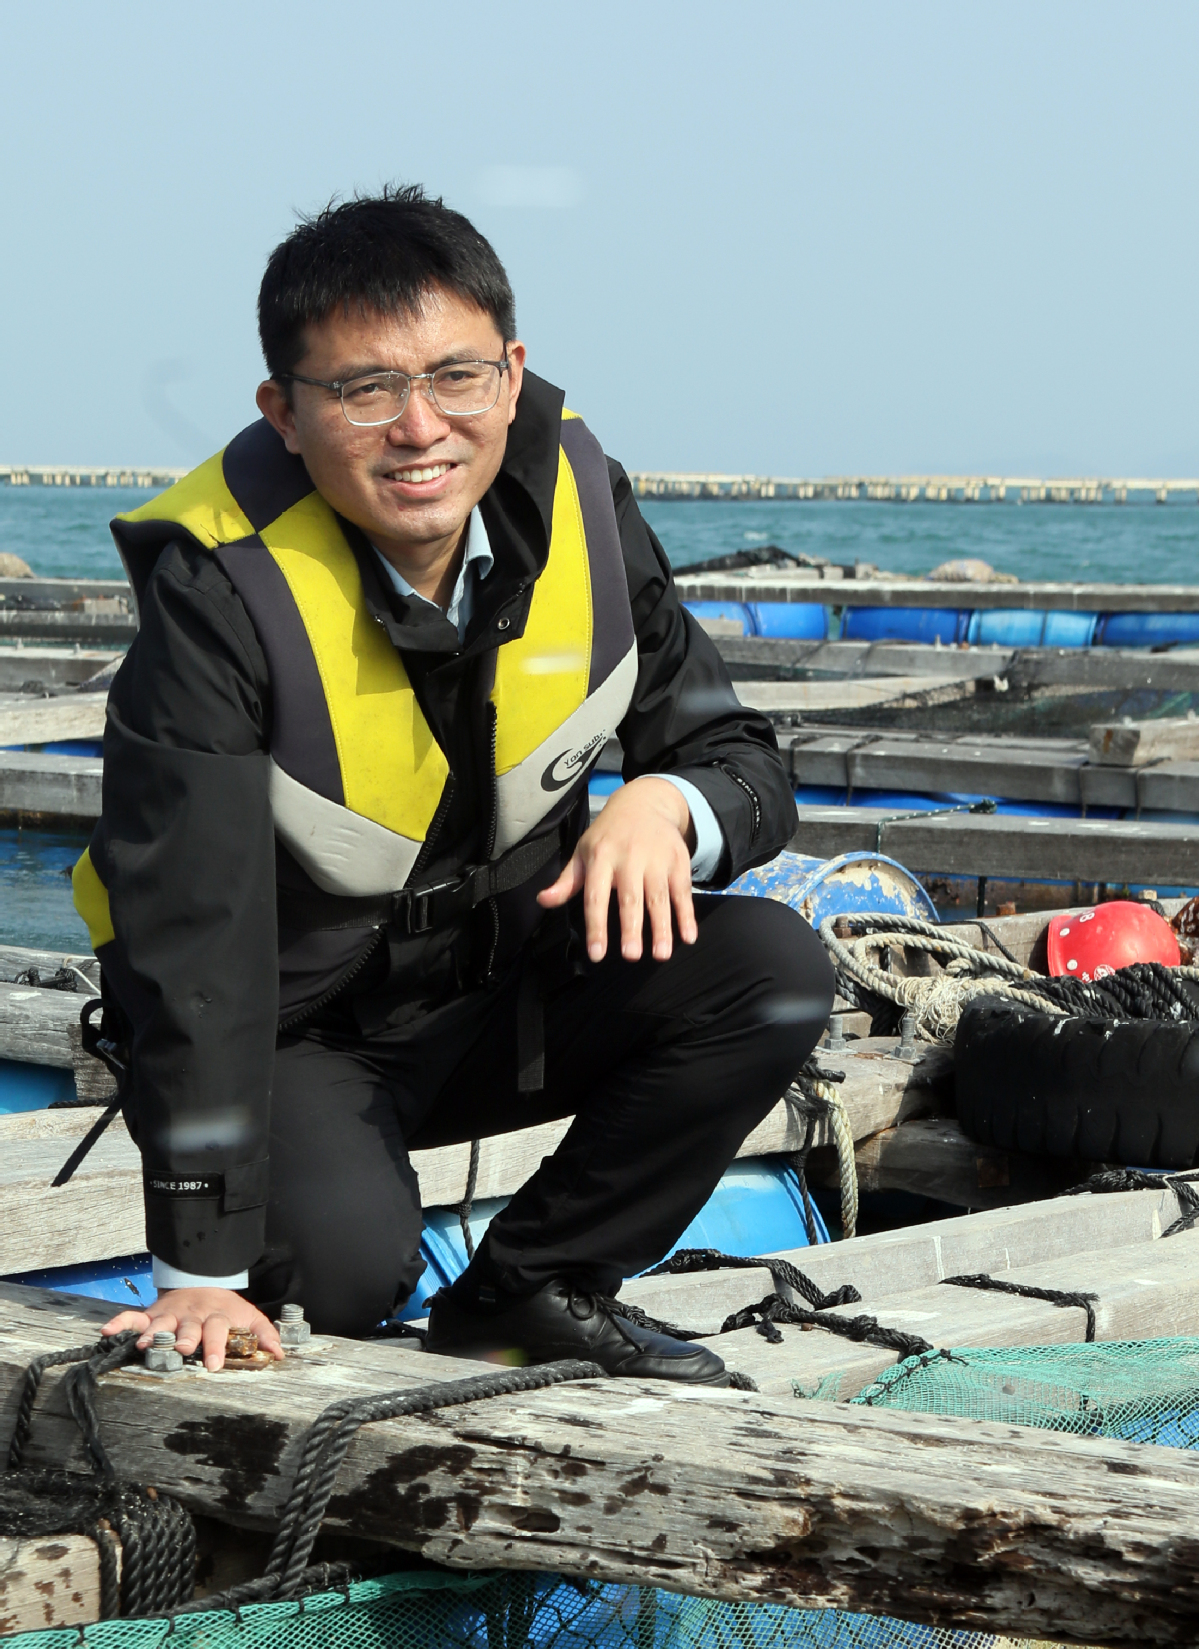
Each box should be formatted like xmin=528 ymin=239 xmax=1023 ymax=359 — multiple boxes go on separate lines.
xmin=257 ymin=287 xmax=524 ymax=558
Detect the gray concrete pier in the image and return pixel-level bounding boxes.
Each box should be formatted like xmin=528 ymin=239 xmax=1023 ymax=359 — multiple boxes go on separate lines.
xmin=631 ymin=471 xmax=1199 ymax=504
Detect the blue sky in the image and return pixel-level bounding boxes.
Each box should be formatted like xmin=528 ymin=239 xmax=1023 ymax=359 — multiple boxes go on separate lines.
xmin=2 ymin=1 xmax=1197 ymax=477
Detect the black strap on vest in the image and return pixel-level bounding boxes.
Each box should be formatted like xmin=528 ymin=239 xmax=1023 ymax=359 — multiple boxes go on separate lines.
xmin=275 ymin=832 xmax=562 ymax=935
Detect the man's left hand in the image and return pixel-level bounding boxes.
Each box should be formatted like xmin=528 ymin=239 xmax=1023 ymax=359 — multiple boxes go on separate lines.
xmin=537 ymin=776 xmax=697 ymax=963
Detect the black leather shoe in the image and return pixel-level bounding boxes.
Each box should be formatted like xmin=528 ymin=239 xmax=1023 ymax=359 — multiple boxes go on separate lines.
xmin=426 ymin=1278 xmax=730 ymax=1386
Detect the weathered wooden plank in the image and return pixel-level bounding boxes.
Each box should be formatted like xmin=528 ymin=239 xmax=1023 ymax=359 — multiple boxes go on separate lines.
xmin=0 ymin=1135 xmax=145 ymax=1273
xmin=0 ymin=946 xmax=98 ymax=987
xmin=737 ymin=677 xmax=978 ymax=714
xmin=3 ymin=1285 xmax=1199 ymax=1641
xmin=679 ymin=569 xmax=1199 ymax=612
xmin=0 ymin=611 xmax=136 ymax=645
xmin=1090 ymin=716 xmax=1199 ymax=767
xmin=717 ymin=636 xmax=1199 ymax=695
xmin=789 ymin=730 xmax=1199 ymax=812
xmin=814 ymin=1116 xmax=1080 ymax=1210
xmin=0 ymin=1532 xmax=114 ymax=1634
xmin=0 ymin=697 xmax=106 ymax=748
xmin=710 ymin=1224 xmax=1199 ymax=1397
xmin=716 ymin=637 xmax=1019 ymax=680
xmin=0 ymin=751 xmax=103 ymax=818
xmin=0 ymin=578 xmax=129 ymax=606
xmin=0 ymin=983 xmax=91 ymax=1068
xmin=0 ymin=1038 xmax=949 ymax=1274
xmin=788 ymin=805 xmax=1199 ymax=883
xmin=0 ymin=649 xmax=118 ymax=691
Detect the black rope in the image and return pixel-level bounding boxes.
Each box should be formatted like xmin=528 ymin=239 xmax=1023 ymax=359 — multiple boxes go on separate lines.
xmin=643 ymin=1247 xmax=861 ymax=1312
xmin=942 ymin=1273 xmax=1099 ymax=1343
xmin=4 ymin=1332 xmax=195 ymax=1616
xmin=177 ymin=1360 xmax=609 ymax=1613
xmin=1065 ymin=1166 xmax=1199 ymax=1237
xmin=855 ymin=1347 xmax=968 ymax=1405
xmin=457 ymin=1138 xmax=481 ymax=1260
xmin=717 ymin=1291 xmax=935 ymax=1358
xmin=14 ymin=966 xmax=78 ymax=991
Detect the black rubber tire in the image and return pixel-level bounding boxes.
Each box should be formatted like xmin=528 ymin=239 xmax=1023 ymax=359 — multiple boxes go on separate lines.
xmin=955 ymin=995 xmax=1199 ymax=1169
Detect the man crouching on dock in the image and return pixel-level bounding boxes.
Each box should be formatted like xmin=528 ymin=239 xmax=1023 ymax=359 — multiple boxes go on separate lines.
xmin=88 ymin=186 xmax=832 ymax=1382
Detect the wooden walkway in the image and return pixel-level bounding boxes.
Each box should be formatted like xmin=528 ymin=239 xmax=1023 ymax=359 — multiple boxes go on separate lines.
xmin=780 ymin=723 xmax=1199 ymax=811
xmin=678 ymin=568 xmax=1199 ymax=612
xmin=788 ymin=804 xmax=1199 ymax=883
xmin=5 ymin=1185 xmax=1199 ymax=1639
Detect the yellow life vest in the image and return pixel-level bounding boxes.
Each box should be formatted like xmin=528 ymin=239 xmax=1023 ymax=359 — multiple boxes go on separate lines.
xmin=73 ymin=413 xmax=635 ymax=944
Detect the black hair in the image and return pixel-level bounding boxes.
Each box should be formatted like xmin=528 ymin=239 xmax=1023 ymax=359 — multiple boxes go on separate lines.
xmin=257 ymin=184 xmax=517 ymax=380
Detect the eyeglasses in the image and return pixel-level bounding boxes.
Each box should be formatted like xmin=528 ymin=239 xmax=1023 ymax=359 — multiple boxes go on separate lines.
xmin=279 ymin=358 xmax=509 ymax=426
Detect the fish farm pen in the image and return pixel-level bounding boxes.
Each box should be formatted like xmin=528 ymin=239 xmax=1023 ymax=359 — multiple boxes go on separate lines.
xmin=8 ymin=546 xmax=1199 ymax=1648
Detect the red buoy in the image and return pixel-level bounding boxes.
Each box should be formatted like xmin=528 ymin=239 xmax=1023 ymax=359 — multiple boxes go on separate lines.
xmin=1046 ymin=900 xmax=1180 ymax=982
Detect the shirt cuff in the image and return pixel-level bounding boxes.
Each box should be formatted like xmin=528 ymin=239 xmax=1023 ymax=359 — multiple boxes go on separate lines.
xmin=656 ymin=774 xmax=725 ymax=885
xmin=151 ymin=1256 xmax=250 ymax=1291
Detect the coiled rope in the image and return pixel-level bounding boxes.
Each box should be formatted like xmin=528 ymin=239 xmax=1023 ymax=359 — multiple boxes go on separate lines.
xmin=5 ymin=1331 xmax=195 ymax=1618
xmin=820 ymin=912 xmax=1199 ymax=1044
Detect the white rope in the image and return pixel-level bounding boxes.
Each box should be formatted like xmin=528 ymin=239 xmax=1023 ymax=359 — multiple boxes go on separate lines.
xmin=820 ymin=914 xmax=1069 ymax=1043
xmin=819 ymin=911 xmax=1199 ymax=1044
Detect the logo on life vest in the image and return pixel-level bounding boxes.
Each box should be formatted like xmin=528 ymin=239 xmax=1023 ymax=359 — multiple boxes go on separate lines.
xmin=541 ymin=733 xmax=606 ymax=792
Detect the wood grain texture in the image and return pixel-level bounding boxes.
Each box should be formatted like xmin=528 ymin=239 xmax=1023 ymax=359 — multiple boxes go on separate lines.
xmin=3 ymin=1284 xmax=1199 ymax=1641
xmin=706 ymin=1224 xmax=1199 ymax=1398
xmin=788 ymin=805 xmax=1199 ymax=882
xmin=0 ymin=752 xmax=103 ymax=819
xmin=0 ymin=983 xmax=92 ymax=1068
xmin=1089 ymin=716 xmax=1199 ymax=767
xmin=0 ymin=1033 xmax=951 ymax=1275
xmin=0 ymin=697 xmax=106 ymax=746
xmin=0 ymin=1532 xmax=114 ymax=1634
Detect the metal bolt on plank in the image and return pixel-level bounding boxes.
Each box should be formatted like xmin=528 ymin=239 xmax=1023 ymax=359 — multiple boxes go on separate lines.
xmin=144 ymin=1329 xmax=183 ymax=1374
xmin=275 ymin=1302 xmax=311 ymax=1346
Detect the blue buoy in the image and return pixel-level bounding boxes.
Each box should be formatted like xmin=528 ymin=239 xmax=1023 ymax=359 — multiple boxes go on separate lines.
xmin=966 ymin=609 xmax=1098 ymax=648
xmin=841 ymin=607 xmax=971 ymax=645
xmin=743 ymin=602 xmax=828 ymax=640
xmin=1095 ymin=612 xmax=1199 ymax=649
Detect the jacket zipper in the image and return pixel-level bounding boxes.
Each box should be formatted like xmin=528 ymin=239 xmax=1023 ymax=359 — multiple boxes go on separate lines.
xmin=717 ymin=761 xmax=762 ymax=844
xmin=409 ymin=775 xmax=456 ymax=883
xmin=482 ymin=706 xmax=500 ymax=979
xmin=277 ymin=926 xmax=385 ymax=1035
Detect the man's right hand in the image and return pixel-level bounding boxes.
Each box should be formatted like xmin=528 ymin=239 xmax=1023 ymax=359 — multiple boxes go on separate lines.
xmin=102 ymin=1289 xmax=285 ymax=1372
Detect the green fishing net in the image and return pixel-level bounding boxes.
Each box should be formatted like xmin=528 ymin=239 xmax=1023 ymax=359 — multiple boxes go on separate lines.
xmin=18 ymin=1338 xmax=1199 ymax=1649
xmin=0 ymin=1567 xmax=1060 ymax=1649
xmin=845 ymin=1334 xmax=1199 ymax=1449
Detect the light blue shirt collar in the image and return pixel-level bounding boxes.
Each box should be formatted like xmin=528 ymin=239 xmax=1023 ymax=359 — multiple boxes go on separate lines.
xmin=372 ymin=508 xmax=494 ymax=635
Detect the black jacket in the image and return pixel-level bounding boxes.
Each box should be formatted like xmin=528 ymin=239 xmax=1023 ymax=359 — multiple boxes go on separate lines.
xmin=90 ymin=372 xmax=797 ymax=1274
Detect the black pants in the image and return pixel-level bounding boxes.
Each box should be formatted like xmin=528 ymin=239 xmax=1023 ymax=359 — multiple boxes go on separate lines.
xmin=246 ymin=894 xmax=833 ymax=1336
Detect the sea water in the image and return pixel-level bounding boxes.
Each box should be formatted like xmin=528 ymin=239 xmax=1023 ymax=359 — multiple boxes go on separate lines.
xmin=4 ymin=484 xmax=1199 ymax=583
xmin=4 ymin=485 xmax=1199 ymax=949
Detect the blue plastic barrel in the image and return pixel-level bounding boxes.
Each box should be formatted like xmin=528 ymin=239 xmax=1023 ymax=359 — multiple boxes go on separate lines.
xmin=841 ymin=607 xmax=970 ymax=645
xmin=728 ymin=848 xmax=938 ymax=925
xmin=0 ymin=1057 xmax=75 ymax=1113
xmin=681 ymin=600 xmax=751 ymax=635
xmin=3 ymin=1253 xmax=154 ymax=1309
xmin=1095 ymin=612 xmax=1199 ymax=649
xmin=743 ymin=602 xmax=828 ymax=640
xmin=966 ymin=610 xmax=1098 ymax=648
xmin=407 ymin=1160 xmax=829 ymax=1317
